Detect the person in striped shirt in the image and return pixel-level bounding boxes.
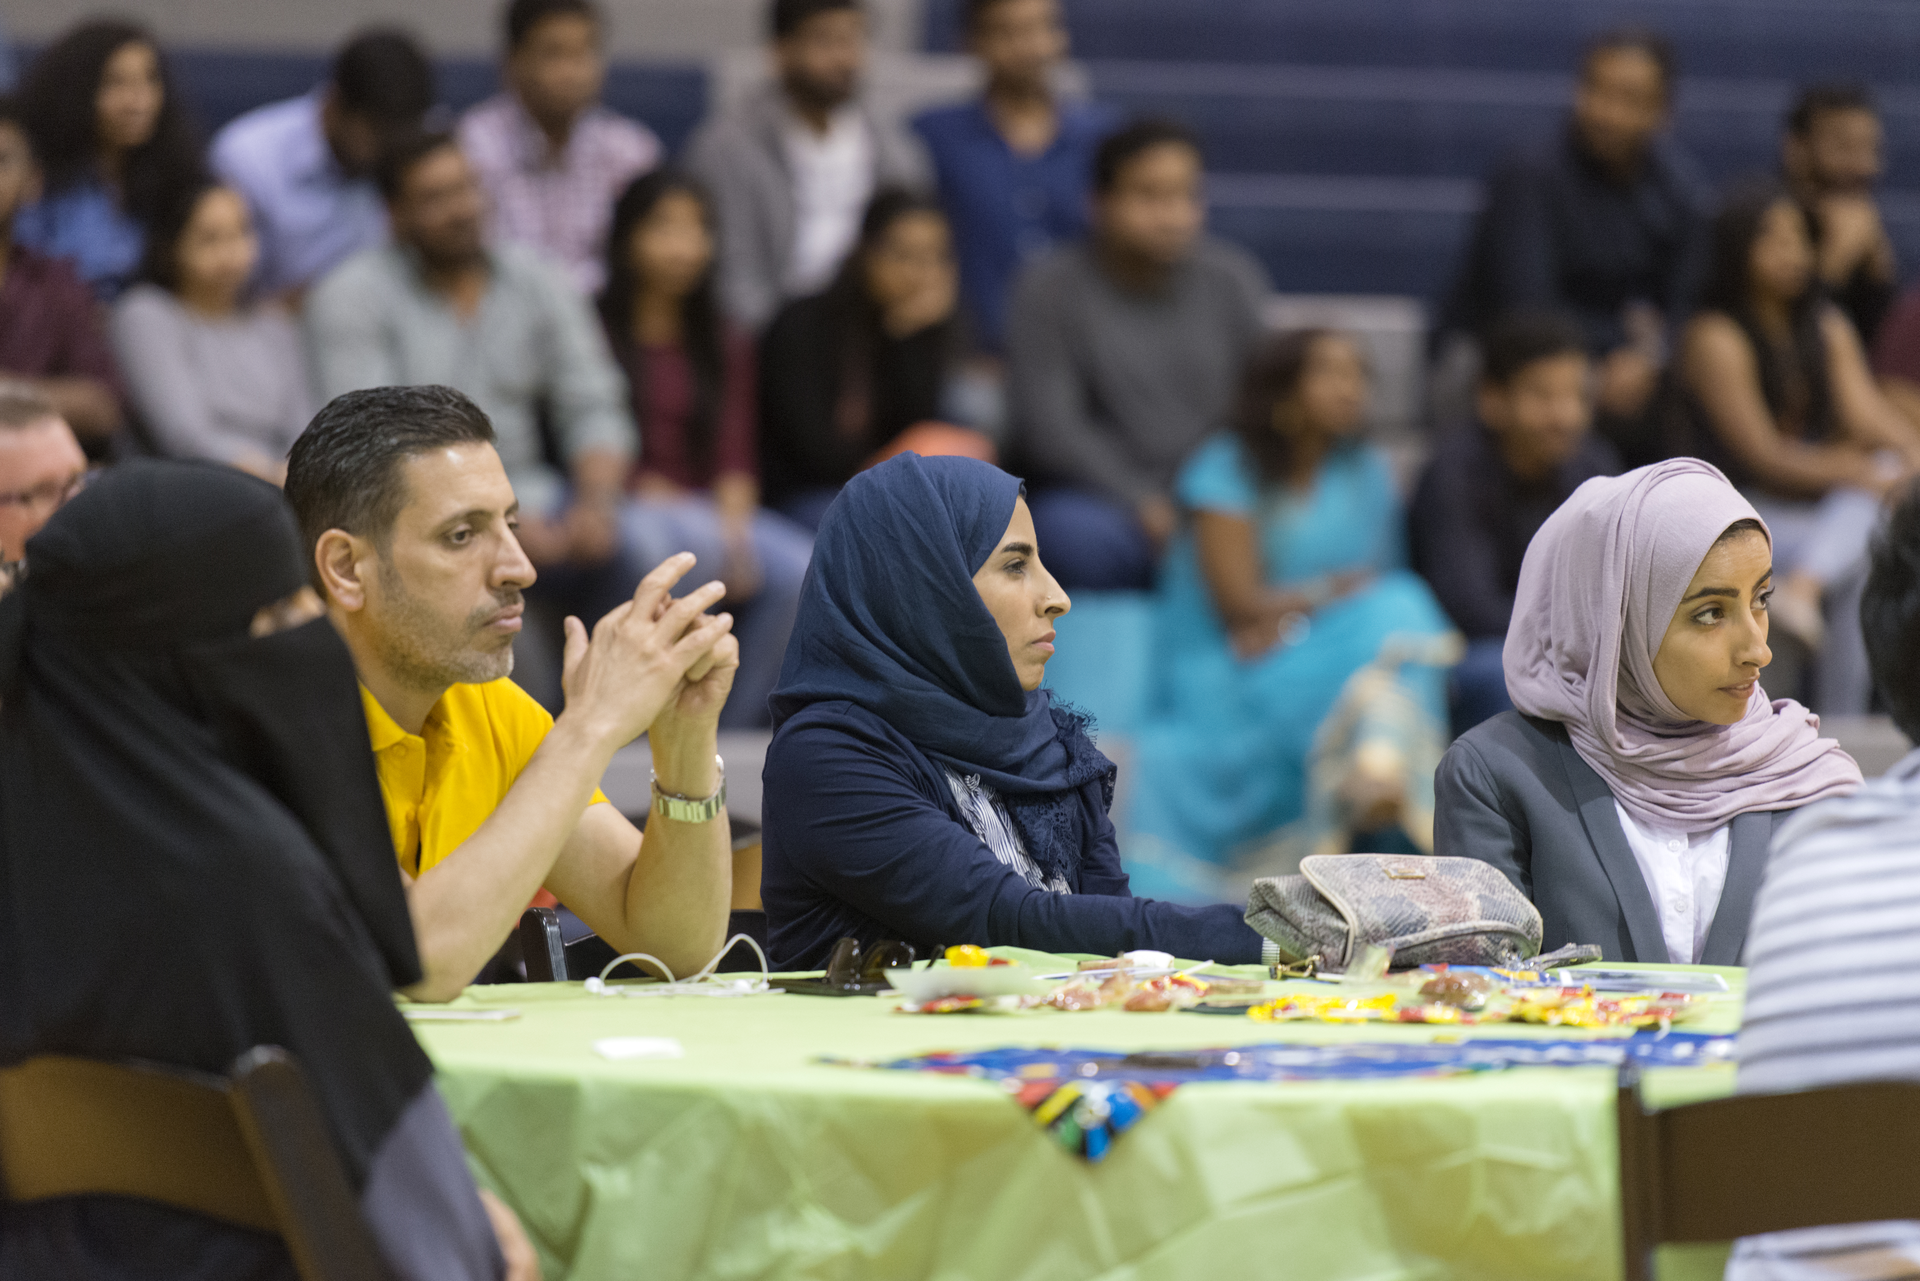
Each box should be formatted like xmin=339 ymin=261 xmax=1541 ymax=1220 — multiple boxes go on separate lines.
xmin=1731 ymin=486 xmax=1920 ymax=1279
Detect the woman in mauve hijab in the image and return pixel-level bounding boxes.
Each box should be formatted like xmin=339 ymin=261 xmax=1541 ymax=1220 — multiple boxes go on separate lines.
xmin=1435 ymin=458 xmax=1862 ymax=965
xmin=761 ymin=452 xmax=1266 ymax=970
xmin=0 ymin=461 xmax=532 ymax=1280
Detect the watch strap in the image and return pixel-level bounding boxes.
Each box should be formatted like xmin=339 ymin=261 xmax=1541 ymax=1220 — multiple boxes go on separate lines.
xmin=651 ymin=754 xmax=727 ymax=823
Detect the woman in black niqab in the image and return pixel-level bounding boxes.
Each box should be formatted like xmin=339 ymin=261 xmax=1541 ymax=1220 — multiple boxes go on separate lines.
xmin=0 ymin=461 xmax=502 ymax=1280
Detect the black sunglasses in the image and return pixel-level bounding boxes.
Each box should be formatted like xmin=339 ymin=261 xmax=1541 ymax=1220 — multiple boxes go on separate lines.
xmin=771 ymin=937 xmax=917 ymax=996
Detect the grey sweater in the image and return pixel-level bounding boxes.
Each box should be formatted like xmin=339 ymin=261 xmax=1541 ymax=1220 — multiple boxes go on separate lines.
xmin=110 ymin=285 xmax=313 ymax=466
xmin=1006 ymin=238 xmax=1269 ymax=506
xmin=304 ymin=243 xmax=637 ymax=516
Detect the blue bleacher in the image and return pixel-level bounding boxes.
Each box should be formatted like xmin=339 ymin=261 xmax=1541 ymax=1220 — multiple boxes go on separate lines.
xmin=925 ymin=0 xmax=1920 ymax=300
xmin=926 ymin=0 xmax=1920 ymax=80
xmin=156 ymin=48 xmax=707 ymax=155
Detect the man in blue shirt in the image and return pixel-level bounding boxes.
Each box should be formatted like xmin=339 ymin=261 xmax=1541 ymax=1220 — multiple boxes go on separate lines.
xmin=211 ymin=29 xmax=434 ymax=300
xmin=913 ymin=0 xmax=1117 ymax=351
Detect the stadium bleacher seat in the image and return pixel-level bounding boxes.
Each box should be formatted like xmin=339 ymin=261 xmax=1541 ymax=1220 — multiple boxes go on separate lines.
xmin=157 ymin=48 xmax=709 ymax=155
xmin=924 ymin=0 xmax=1920 ymax=300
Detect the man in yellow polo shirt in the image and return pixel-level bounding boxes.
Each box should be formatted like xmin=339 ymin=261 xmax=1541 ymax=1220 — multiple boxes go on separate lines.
xmin=286 ymin=384 xmax=737 ymax=1001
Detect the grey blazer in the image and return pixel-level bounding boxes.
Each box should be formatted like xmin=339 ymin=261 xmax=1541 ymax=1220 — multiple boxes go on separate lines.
xmin=1433 ymin=711 xmax=1792 ymax=965
xmin=684 ymin=83 xmax=930 ymax=330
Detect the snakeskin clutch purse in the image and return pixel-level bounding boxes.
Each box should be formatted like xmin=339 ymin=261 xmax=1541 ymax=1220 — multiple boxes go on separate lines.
xmin=1245 ymin=854 xmax=1544 ymax=971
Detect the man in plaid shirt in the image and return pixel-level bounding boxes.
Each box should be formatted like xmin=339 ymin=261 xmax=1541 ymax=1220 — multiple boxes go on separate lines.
xmin=459 ymin=0 xmax=660 ymax=294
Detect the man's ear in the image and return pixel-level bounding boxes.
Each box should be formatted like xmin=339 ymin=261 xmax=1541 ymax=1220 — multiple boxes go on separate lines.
xmin=315 ymin=529 xmax=371 ymax=613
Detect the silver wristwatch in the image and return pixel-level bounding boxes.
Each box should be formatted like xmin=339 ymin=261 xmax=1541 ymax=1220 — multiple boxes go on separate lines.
xmin=651 ymin=754 xmax=727 ymax=823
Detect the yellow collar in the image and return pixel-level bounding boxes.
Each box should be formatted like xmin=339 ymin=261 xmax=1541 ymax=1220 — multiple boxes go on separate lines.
xmin=360 ymin=685 xmax=419 ymax=754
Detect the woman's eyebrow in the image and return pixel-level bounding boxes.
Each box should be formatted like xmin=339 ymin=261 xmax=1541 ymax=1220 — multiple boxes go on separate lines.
xmin=999 ymin=541 xmax=1035 ymax=557
xmin=1681 ymin=569 xmax=1772 ymax=604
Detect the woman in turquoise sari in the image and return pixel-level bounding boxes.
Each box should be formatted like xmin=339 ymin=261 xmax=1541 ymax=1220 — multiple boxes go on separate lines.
xmin=1126 ymin=329 xmax=1460 ymax=901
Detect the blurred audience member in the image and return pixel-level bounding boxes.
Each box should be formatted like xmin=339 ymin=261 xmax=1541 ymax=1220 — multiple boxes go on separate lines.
xmin=1412 ymin=311 xmax=1619 ymax=732
xmin=1436 ymin=28 xmax=1706 ymax=457
xmin=1875 ymin=285 xmax=1920 ymax=434
xmin=1007 ymin=118 xmax=1267 ymax=591
xmin=213 ymin=29 xmax=434 ymax=299
xmin=1784 ymin=84 xmax=1896 ymax=349
xmin=15 ymin=20 xmax=203 ymax=302
xmin=760 ymin=188 xmax=981 ymax=530
xmin=1727 ymin=487 xmax=1920 ymax=1281
xmin=600 ymin=170 xmax=811 ymax=728
xmin=110 ymin=183 xmax=310 ymax=482
xmin=0 ymin=98 xmax=123 ymax=448
xmin=0 ymin=14 xmax=15 ymax=93
xmin=0 ymin=384 xmax=87 ymax=582
xmin=460 ymin=0 xmax=661 ymax=293
xmin=1128 ymin=331 xmax=1457 ymax=900
xmin=308 ymin=132 xmax=639 ymax=611
xmin=15 ymin=20 xmax=202 ymax=302
xmin=686 ymin=0 xmax=929 ymax=329
xmin=1666 ymin=183 xmax=1920 ymax=713
xmin=913 ymin=0 xmax=1118 ymax=351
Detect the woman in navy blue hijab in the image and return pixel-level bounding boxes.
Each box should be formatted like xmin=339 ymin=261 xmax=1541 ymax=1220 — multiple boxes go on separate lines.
xmin=762 ymin=453 xmax=1266 ymax=967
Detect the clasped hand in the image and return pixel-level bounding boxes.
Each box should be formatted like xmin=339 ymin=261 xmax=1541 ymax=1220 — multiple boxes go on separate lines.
xmin=558 ymin=553 xmax=740 ymax=753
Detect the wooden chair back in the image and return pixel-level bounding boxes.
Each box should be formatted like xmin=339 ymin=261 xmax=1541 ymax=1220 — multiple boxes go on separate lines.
xmin=0 ymin=1047 xmax=394 ymax=1281
xmin=1617 ymin=1062 xmax=1920 ymax=1281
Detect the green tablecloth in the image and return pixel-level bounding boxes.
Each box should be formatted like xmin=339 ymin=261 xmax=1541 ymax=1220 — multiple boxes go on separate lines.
xmin=411 ymin=956 xmax=1741 ymax=1281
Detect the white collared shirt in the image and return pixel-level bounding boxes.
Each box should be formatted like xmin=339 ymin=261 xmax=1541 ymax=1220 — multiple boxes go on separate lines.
xmin=1612 ymin=801 xmax=1731 ymax=964
xmin=942 ymin=767 xmax=1071 ymax=894
xmin=782 ymin=106 xmax=874 ymax=295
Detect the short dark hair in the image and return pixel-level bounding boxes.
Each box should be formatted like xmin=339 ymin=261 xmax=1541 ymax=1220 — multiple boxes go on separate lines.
xmin=374 ymin=129 xmax=459 ymax=203
xmin=1580 ymin=26 xmax=1676 ymax=97
xmin=770 ymin=0 xmax=859 ymax=41
xmin=1865 ymin=488 xmax=1920 ymax=740
xmin=963 ymin=0 xmax=1022 ymax=29
xmin=506 ymin=0 xmax=599 ymax=50
xmin=332 ymin=28 xmax=435 ymax=128
xmin=1788 ymin=82 xmax=1877 ymax=137
xmin=285 ymin=386 xmax=498 ymax=572
xmin=1093 ymin=117 xmax=1201 ymax=194
xmin=1479 ymin=311 xmax=1591 ymax=386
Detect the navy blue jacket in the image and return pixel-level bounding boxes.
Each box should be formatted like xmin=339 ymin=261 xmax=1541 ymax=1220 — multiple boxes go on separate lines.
xmin=762 ymin=700 xmax=1265 ymax=970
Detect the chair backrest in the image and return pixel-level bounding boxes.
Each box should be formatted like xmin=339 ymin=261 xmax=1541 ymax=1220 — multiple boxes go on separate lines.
xmin=0 ymin=1047 xmax=395 ymax=1281
xmin=518 ymin=905 xmax=570 ymax=982
xmin=1616 ymin=1062 xmax=1920 ymax=1281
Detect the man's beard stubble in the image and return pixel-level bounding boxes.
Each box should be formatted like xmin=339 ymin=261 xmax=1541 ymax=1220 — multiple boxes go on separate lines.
xmin=373 ymin=567 xmax=522 ymax=694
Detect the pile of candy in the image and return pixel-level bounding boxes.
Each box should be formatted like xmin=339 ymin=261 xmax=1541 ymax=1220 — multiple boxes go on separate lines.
xmin=899 ymin=948 xmax=1266 ymax=1014
xmin=1247 ymin=966 xmax=1697 ymax=1030
xmin=943 ymin=944 xmax=1012 ymax=968
xmin=1043 ymin=970 xmax=1216 ymax=1012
